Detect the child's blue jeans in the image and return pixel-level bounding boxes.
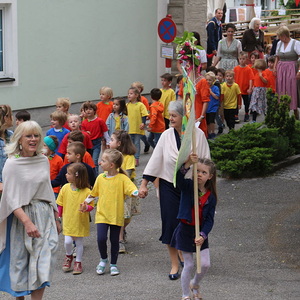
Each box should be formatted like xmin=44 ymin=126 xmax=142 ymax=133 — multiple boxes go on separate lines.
xmin=129 ymin=134 xmax=142 ymax=159
xmin=92 ymin=138 xmax=101 ymax=175
xmin=147 ymin=132 xmax=162 ymax=149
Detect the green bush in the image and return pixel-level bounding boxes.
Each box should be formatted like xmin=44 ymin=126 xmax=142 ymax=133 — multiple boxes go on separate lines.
xmin=210 ymin=91 xmax=299 ymax=178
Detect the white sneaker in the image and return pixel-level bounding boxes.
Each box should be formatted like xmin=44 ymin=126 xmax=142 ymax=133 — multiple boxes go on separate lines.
xmin=96 ymin=259 xmax=108 ymax=275
xmin=110 ymin=265 xmax=120 ymax=276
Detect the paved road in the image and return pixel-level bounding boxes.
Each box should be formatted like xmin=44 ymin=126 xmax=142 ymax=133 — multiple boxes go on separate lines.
xmin=1 ymin=149 xmax=299 ymax=300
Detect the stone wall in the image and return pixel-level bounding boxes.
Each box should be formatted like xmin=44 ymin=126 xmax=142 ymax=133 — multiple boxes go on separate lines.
xmin=168 ymin=0 xmax=207 ymax=74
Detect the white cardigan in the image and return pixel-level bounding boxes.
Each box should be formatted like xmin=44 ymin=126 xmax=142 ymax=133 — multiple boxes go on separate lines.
xmin=143 ymin=127 xmax=210 ymax=183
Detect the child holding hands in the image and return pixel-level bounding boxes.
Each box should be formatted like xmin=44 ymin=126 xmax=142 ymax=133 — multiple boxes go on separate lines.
xmin=109 ymin=130 xmax=138 ymax=253
xmin=171 ymin=154 xmax=217 ymax=300
xmin=56 ymin=163 xmax=94 ymax=275
xmin=84 ymin=149 xmax=138 ymax=276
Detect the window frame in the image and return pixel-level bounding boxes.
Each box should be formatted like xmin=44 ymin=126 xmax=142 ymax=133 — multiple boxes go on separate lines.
xmin=0 ymin=0 xmax=18 ymax=84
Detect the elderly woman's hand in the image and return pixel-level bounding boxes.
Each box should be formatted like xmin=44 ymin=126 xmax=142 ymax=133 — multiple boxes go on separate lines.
xmin=24 ymin=220 xmax=41 ymax=238
xmin=296 ymin=71 xmax=300 ymax=80
xmin=138 ymin=179 xmax=149 ymax=198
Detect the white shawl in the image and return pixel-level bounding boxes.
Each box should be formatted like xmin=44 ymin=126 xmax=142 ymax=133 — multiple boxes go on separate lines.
xmin=143 ymin=128 xmax=211 ymax=182
xmin=0 ymin=154 xmax=57 ymax=253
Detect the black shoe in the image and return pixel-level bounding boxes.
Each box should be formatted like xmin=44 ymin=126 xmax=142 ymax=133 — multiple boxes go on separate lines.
xmin=144 ymin=144 xmax=150 ymax=153
xmin=244 ymin=114 xmax=250 ymax=122
xmin=218 ymin=127 xmax=223 ymax=134
xmin=169 ymin=272 xmax=180 ymax=280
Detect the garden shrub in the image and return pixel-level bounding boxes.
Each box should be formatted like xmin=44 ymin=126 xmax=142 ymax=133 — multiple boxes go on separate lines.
xmin=210 ymin=91 xmax=299 ymax=178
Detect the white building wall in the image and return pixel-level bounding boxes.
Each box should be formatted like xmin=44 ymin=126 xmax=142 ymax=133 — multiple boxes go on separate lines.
xmin=0 ymin=0 xmax=157 ymax=110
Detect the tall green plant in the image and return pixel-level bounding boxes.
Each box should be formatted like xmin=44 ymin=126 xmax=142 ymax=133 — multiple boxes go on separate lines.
xmin=265 ymin=89 xmax=295 ymax=138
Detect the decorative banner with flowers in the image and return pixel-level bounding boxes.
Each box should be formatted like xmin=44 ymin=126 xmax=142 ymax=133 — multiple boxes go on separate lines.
xmin=173 ymin=31 xmax=204 ymax=67
xmin=173 ymin=67 xmax=196 ymax=187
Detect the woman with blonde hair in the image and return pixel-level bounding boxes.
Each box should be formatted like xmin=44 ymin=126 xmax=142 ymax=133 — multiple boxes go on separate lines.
xmin=0 ymin=121 xmax=60 ymax=300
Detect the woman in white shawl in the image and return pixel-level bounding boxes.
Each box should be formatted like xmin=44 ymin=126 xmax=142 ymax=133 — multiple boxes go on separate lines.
xmin=139 ymin=101 xmax=210 ymax=280
xmin=0 ymin=121 xmax=61 ymax=300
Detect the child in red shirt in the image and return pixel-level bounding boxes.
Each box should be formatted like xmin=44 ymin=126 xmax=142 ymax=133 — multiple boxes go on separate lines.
xmin=62 ymin=130 xmax=95 ymax=169
xmin=147 ymin=88 xmax=165 ymax=148
xmin=249 ymin=59 xmax=268 ymax=123
xmin=58 ymin=114 xmax=93 ymax=157
xmin=234 ymin=51 xmax=254 ymax=122
xmin=81 ymin=101 xmax=109 ymax=175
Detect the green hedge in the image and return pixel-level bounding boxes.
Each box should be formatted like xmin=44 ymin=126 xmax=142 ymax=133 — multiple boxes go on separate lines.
xmin=209 ymin=91 xmax=300 ymax=178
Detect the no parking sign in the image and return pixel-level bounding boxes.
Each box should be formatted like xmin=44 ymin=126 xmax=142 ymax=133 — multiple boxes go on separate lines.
xmin=158 ymin=16 xmax=177 ymax=69
xmin=158 ymin=17 xmax=177 ymax=43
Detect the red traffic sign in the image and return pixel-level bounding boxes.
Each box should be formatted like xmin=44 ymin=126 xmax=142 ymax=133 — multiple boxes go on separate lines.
xmin=158 ymin=17 xmax=177 ymax=43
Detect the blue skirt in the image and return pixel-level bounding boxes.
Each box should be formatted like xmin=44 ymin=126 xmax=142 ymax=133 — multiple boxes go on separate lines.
xmin=0 ymin=214 xmax=49 ymax=297
xmin=158 ymin=179 xmax=181 ymax=244
xmin=170 ymin=222 xmax=209 ymax=252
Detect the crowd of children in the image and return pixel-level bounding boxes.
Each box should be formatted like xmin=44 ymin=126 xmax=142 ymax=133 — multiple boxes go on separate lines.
xmin=1 ymin=71 xmax=222 ymax=300
xmin=4 ymin=55 xmax=274 ymax=297
xmin=193 ymin=49 xmax=277 ymax=138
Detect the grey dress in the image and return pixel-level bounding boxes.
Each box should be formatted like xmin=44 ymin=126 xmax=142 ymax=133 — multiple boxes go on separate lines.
xmin=216 ymin=38 xmax=242 ymax=70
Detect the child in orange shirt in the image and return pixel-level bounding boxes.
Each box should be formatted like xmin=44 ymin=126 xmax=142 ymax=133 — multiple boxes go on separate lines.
xmin=131 ymin=81 xmax=150 ymax=153
xmin=147 ymin=88 xmax=165 ymax=148
xmin=195 ymin=77 xmax=210 ymax=137
xmin=249 ymin=59 xmax=268 ymax=123
xmin=234 ymin=51 xmax=254 ymax=122
xmin=264 ymin=56 xmax=276 ymax=94
xmin=43 ymin=135 xmax=64 ymax=198
xmin=96 ymin=87 xmax=113 ymax=122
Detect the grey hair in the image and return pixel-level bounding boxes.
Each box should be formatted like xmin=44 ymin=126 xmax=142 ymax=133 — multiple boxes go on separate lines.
xmin=5 ymin=120 xmax=44 ymax=157
xmin=249 ymin=18 xmax=261 ymax=30
xmin=168 ymin=100 xmax=184 ymax=117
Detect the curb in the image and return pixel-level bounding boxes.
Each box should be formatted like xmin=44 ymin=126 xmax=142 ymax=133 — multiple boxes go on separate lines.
xmin=272 ymin=154 xmax=300 ymax=172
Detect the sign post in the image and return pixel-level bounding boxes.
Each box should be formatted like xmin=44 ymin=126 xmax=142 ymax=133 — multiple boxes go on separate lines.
xmin=158 ymin=15 xmax=177 ymax=73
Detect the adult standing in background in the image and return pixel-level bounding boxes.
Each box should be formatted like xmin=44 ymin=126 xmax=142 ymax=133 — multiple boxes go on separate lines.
xmin=0 ymin=121 xmax=60 ymax=299
xmin=241 ymin=17 xmax=265 ymax=63
xmin=212 ymin=23 xmax=242 ymax=70
xmin=206 ymin=8 xmax=223 ymax=68
xmin=274 ymin=26 xmax=300 ymax=119
xmin=0 ymin=105 xmax=13 ymax=194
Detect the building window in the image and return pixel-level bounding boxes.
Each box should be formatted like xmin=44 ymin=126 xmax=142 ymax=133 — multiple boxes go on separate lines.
xmin=0 ymin=0 xmax=18 ymax=83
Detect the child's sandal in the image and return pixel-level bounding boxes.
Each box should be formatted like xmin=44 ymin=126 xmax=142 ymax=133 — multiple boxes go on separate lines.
xmin=189 ymin=282 xmax=203 ymax=300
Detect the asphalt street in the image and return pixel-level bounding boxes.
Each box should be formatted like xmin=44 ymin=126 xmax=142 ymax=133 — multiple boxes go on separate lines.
xmin=1 ymin=140 xmax=299 ymax=300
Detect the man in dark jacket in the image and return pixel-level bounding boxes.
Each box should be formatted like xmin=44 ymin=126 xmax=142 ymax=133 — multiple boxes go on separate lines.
xmin=206 ymin=8 xmax=223 ymax=68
